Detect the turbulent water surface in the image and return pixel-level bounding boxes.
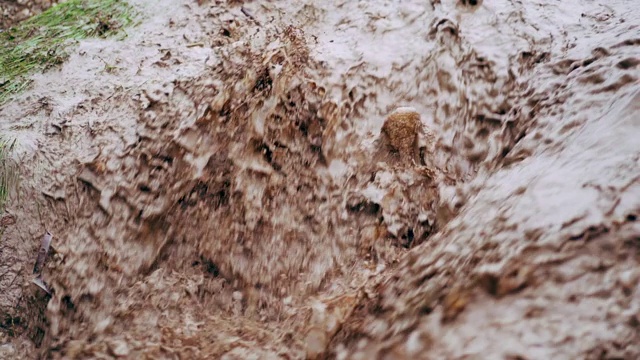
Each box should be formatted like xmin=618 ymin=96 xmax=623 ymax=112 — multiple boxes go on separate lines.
xmin=0 ymin=0 xmax=639 ymax=358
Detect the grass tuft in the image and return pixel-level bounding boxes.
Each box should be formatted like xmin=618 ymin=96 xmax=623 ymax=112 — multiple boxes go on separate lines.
xmin=0 ymin=139 xmax=18 ymax=211
xmin=0 ymin=0 xmax=135 ymax=105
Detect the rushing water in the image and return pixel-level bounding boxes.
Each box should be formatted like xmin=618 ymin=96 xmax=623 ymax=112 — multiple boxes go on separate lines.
xmin=0 ymin=0 xmax=638 ymax=358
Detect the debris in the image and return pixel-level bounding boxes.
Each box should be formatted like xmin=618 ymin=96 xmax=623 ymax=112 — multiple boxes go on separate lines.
xmin=304 ymin=294 xmax=359 ymax=359
xmin=618 ymin=269 xmax=640 ymax=293
xmin=475 ymin=261 xmax=535 ymax=298
xmin=109 ymin=340 xmax=130 ymax=357
xmin=240 ymin=7 xmax=260 ymax=25
xmin=0 ymin=214 xmax=16 ymax=226
xmin=381 ymin=107 xmax=426 ymax=165
xmin=42 ymin=189 xmax=66 ymax=200
xmin=33 ymin=231 xmax=53 ymax=275
xmin=442 ymin=285 xmax=471 ymax=322
xmin=160 ymin=50 xmax=172 ymax=60
xmin=31 ymin=276 xmax=51 ymax=295
xmin=304 ymin=327 xmax=327 ymax=359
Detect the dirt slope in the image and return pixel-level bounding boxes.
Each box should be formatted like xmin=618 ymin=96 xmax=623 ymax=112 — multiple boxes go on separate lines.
xmin=0 ymin=0 xmax=61 ymax=29
xmin=1 ymin=0 xmax=639 ymax=359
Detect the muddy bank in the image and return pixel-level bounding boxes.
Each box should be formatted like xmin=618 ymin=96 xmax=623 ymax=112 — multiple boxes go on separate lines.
xmin=0 ymin=0 xmax=61 ymax=29
xmin=1 ymin=0 xmax=639 ymax=358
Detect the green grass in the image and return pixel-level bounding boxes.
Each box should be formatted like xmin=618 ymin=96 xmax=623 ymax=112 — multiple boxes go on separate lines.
xmin=0 ymin=139 xmax=17 ymax=211
xmin=0 ymin=0 xmax=136 ymax=105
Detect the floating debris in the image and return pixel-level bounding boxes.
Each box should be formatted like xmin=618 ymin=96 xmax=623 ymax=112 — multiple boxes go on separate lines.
xmin=33 ymin=231 xmax=53 ymax=275
xmin=0 ymin=214 xmax=15 ymax=226
xmin=31 ymin=276 xmax=51 ymax=295
xmin=381 ymin=107 xmax=424 ymax=165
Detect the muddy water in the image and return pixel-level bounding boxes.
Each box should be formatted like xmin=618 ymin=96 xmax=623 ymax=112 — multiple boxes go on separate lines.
xmin=0 ymin=0 xmax=639 ymax=358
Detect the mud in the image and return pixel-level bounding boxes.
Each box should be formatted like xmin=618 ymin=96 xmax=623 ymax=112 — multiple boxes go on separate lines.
xmin=1 ymin=0 xmax=639 ymax=359
xmin=0 ymin=0 xmax=61 ymax=29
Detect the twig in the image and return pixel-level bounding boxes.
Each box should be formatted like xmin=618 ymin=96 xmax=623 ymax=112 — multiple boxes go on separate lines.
xmin=241 ymin=7 xmax=261 ymax=26
xmin=33 ymin=231 xmax=52 ymax=275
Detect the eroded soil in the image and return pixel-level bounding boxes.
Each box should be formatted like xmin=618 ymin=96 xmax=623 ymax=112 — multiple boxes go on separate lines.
xmin=0 ymin=0 xmax=61 ymax=29
xmin=1 ymin=0 xmax=639 ymax=359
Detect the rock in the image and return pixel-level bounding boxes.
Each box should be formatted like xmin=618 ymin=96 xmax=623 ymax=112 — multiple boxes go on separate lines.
xmin=110 ymin=340 xmax=130 ymax=357
xmin=304 ymin=327 xmax=328 ymax=359
xmin=618 ymin=269 xmax=640 ymax=292
xmin=0 ymin=343 xmax=16 ymax=357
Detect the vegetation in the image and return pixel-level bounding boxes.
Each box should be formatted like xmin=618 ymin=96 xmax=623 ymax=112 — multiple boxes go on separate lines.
xmin=0 ymin=139 xmax=17 ymax=210
xmin=0 ymin=0 xmax=135 ymax=104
